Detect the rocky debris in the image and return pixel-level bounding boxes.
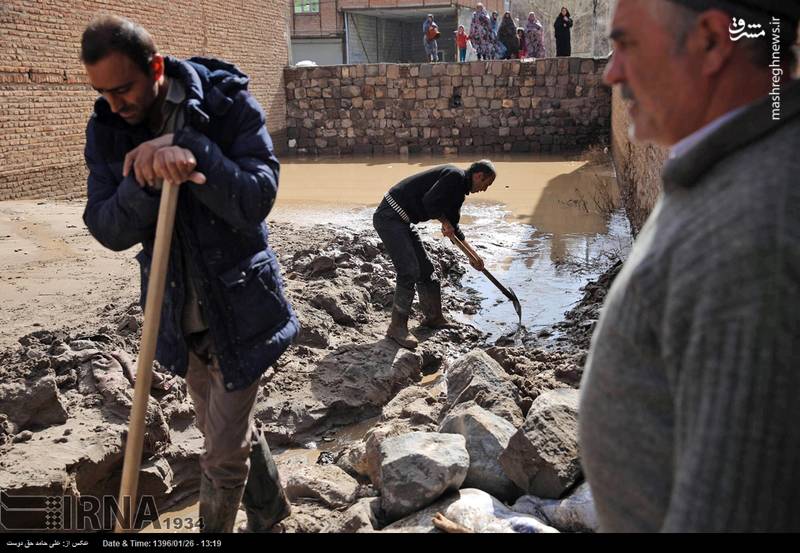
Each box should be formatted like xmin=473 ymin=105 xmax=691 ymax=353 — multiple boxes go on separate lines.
xmin=439 ymin=401 xmax=521 ymax=502
xmin=325 ymin=497 xmax=382 ymax=533
xmin=499 ymin=388 xmax=582 ymax=498
xmin=443 ymin=350 xmax=526 ymax=427
xmin=278 ymin=502 xmax=349 ymax=534
xmin=382 ymin=489 xmax=557 ymax=533
xmin=378 ymin=432 xmax=469 ymax=522
xmin=0 ymin=375 xmax=68 ymax=433
xmin=0 ymin=415 xmax=13 ymax=445
xmin=553 ymin=260 xmax=623 ymax=350
xmin=281 ymin=462 xmax=360 ymax=510
xmin=294 ymin=306 xmax=333 ymax=349
xmin=256 ymin=341 xmax=424 ymax=444
xmin=308 ymin=255 xmax=337 ymax=276
xmin=309 ymin=280 xmax=371 ymax=326
xmin=485 ymin=345 xmax=578 ymax=399
xmin=512 ymin=482 xmax=598 ymax=533
xmin=336 ymin=440 xmax=370 ymax=479
xmin=12 ymin=430 xmax=33 ymax=443
xmin=0 ymin=218 xmax=622 ymax=534
xmin=380 ymin=385 xmax=443 ymax=429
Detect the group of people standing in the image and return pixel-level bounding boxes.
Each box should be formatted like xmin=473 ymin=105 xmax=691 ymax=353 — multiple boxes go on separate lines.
xmin=441 ymin=4 xmax=573 ymax=63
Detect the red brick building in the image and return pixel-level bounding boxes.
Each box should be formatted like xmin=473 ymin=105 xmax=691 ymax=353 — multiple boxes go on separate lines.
xmin=0 ymin=1 xmax=291 ymax=200
xmin=290 ymin=0 xmax=507 ymax=65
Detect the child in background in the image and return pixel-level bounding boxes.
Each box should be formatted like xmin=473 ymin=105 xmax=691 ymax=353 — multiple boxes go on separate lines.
xmin=517 ymin=28 xmax=527 ymax=58
xmin=455 ymin=25 xmax=469 ymax=62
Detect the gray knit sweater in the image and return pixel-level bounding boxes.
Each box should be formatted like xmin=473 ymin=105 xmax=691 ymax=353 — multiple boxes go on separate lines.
xmin=579 ymin=79 xmax=800 ymax=532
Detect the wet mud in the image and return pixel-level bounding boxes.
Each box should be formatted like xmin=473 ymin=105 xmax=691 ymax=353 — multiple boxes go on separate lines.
xmin=0 ymin=154 xmax=628 ymax=532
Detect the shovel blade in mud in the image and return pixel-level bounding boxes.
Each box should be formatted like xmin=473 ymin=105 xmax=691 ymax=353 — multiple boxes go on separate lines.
xmin=482 ymin=269 xmax=522 ymax=324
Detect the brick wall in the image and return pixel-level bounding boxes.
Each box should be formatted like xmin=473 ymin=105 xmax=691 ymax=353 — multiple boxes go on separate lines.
xmin=285 ymin=57 xmax=610 ymax=156
xmin=0 ymin=1 xmax=290 ymax=201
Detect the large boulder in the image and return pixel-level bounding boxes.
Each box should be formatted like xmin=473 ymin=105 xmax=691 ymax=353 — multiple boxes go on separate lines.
xmin=256 ymin=341 xmax=422 ymax=441
xmin=444 ymin=350 xmax=525 ymax=427
xmin=363 ymin=417 xmax=438 ymax=488
xmin=357 ymin=385 xmax=444 ymax=484
xmin=512 ymin=482 xmax=598 ymax=533
xmin=499 ymin=388 xmax=581 ymax=498
xmin=0 ymin=375 xmax=68 ymax=433
xmin=378 ymin=432 xmax=469 ymax=522
xmin=439 ymin=401 xmax=521 ymax=501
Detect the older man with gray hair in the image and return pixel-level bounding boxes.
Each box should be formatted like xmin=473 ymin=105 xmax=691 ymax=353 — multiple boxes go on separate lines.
xmin=579 ymin=0 xmax=800 ymax=532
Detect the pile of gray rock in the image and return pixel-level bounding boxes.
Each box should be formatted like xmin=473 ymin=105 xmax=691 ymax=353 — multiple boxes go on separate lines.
xmin=275 ymin=349 xmax=597 ymax=533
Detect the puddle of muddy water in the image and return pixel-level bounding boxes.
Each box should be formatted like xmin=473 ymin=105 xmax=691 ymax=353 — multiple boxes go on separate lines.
xmin=273 ymin=154 xmax=632 ymax=342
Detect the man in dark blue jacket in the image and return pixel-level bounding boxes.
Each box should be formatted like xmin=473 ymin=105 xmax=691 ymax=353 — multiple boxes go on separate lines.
xmin=80 ymin=16 xmax=298 ymax=533
xmin=373 ymin=161 xmax=496 ymax=349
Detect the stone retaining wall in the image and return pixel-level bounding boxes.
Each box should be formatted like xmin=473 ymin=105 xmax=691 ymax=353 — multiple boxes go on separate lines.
xmin=609 ymin=87 xmax=668 ymax=235
xmin=285 ymin=58 xmax=611 ymax=157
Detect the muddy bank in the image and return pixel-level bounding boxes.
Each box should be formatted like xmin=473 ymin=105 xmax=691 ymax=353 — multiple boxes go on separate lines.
xmin=0 ymin=220 xmax=620 ymax=532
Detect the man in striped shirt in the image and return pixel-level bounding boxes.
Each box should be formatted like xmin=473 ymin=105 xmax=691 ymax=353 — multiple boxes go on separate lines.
xmin=373 ymin=161 xmax=496 ymax=349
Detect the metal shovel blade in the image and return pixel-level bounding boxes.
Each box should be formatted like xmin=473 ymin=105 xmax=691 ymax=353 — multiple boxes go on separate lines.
xmin=482 ymin=269 xmax=522 ymax=324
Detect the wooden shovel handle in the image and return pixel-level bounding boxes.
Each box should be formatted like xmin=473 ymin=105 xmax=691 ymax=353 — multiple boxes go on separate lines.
xmin=449 ymin=234 xmax=481 ymax=265
xmin=115 ymin=181 xmax=179 ymax=532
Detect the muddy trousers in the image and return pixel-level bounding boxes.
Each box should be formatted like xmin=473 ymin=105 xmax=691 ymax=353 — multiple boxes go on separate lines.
xmin=186 ymin=351 xmax=260 ymax=490
xmin=373 ymin=202 xmax=437 ymax=292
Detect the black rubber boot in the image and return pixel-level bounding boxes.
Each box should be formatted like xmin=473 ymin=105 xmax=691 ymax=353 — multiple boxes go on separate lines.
xmin=417 ymin=280 xmax=452 ymax=328
xmin=386 ymin=286 xmax=418 ymax=349
xmin=240 ymin=428 xmax=292 ymax=532
xmin=199 ymin=474 xmax=245 ymax=533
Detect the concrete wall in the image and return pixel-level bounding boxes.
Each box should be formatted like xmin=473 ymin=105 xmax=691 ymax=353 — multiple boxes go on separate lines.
xmin=347 ymin=13 xmax=380 ymax=63
xmin=285 ymin=57 xmax=610 ymax=156
xmin=293 ymin=38 xmax=345 ymax=65
xmin=347 ymin=13 xmax=458 ymax=63
xmin=609 ymin=86 xmax=667 ymax=235
xmin=0 ymin=1 xmax=291 ymax=201
xmin=291 ymin=0 xmax=505 ymax=39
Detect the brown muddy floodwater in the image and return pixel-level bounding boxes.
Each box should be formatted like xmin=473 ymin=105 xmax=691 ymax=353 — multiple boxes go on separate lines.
xmin=273 ymin=154 xmax=632 ymax=340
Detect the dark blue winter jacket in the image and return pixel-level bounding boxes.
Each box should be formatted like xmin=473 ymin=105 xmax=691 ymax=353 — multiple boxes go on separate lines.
xmin=83 ymin=56 xmax=299 ymax=391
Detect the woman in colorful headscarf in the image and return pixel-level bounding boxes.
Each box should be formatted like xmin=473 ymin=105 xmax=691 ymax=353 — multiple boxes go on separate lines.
xmin=525 ymin=11 xmax=545 ymax=58
xmin=469 ymin=3 xmax=496 ymax=60
xmin=497 ymin=12 xmax=519 ymax=60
